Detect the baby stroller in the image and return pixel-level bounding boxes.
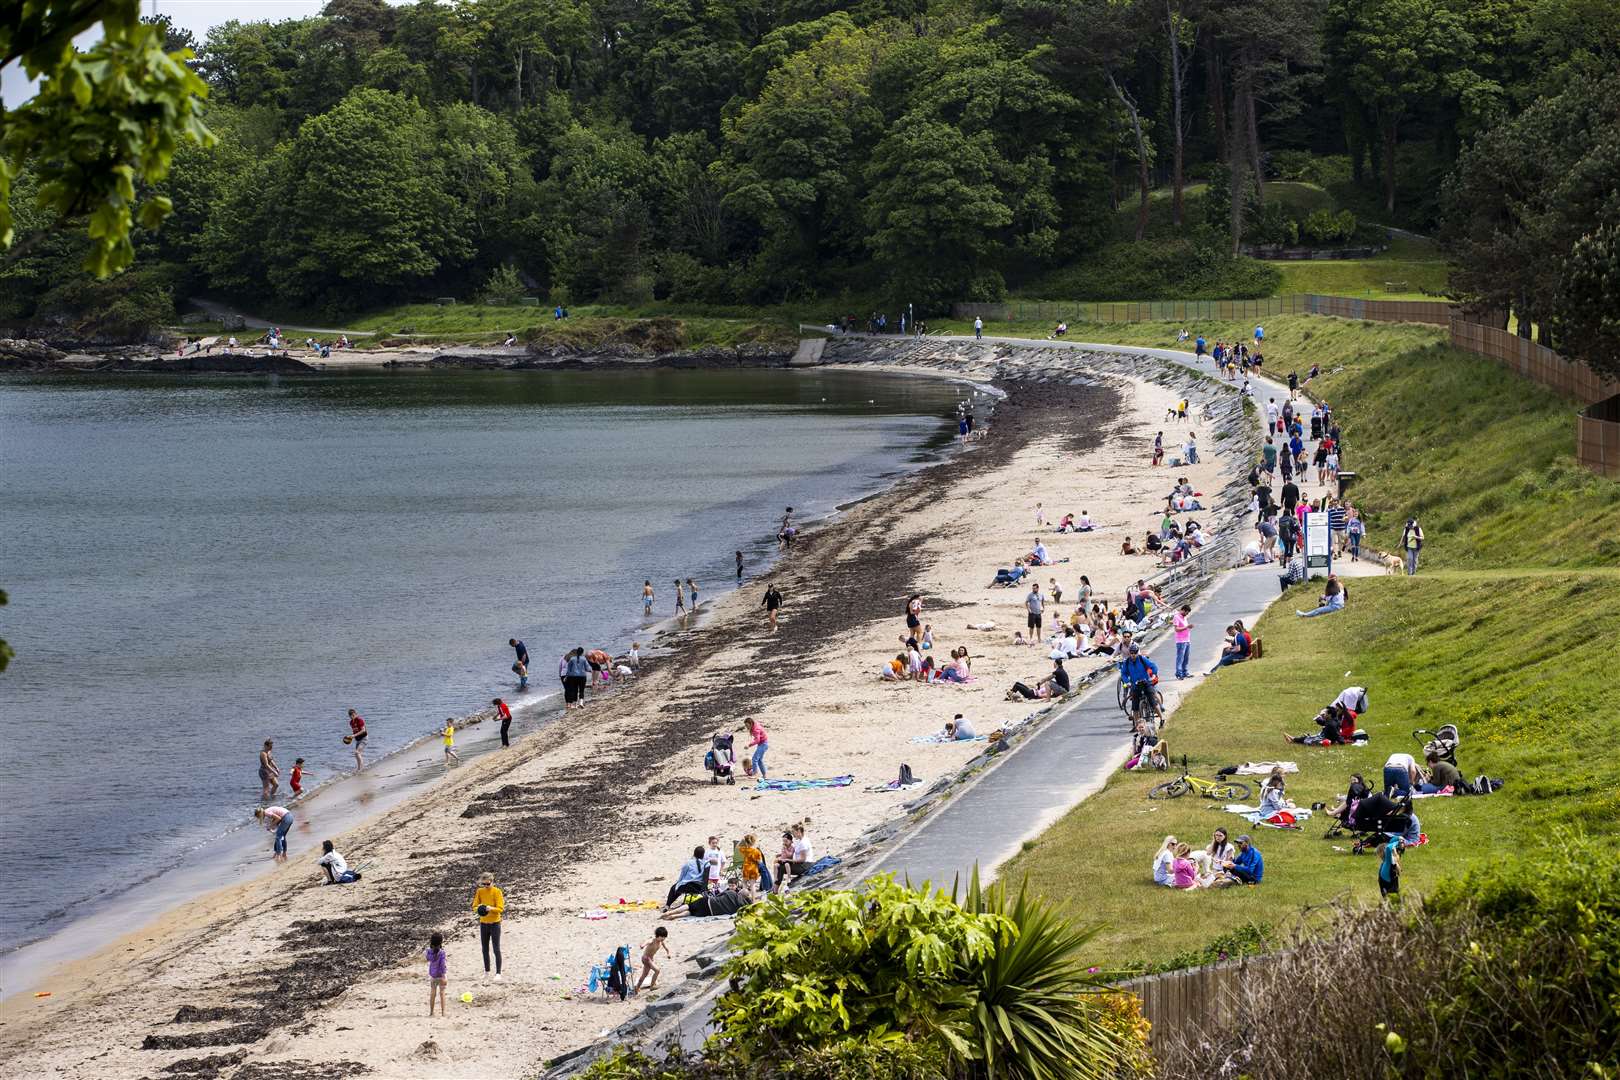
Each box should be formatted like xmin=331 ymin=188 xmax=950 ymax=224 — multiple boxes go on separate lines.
xmin=704 ymin=732 xmax=736 ymax=785
xmin=1413 ymin=723 xmax=1459 ymax=766
xmin=1323 ymin=788 xmax=1414 ymax=853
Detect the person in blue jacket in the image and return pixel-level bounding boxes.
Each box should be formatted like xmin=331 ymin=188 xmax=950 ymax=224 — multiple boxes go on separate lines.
xmin=1118 ymin=643 xmax=1160 ymax=722
xmin=1218 ymin=835 xmax=1264 ymax=886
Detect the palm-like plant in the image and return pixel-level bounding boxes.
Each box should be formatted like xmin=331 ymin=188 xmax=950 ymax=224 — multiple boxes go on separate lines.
xmin=948 ymin=868 xmax=1123 ymax=1080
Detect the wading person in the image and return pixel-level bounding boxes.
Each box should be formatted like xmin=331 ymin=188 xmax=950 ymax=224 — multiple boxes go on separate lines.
xmin=258 ymin=740 xmax=280 ymax=800
xmin=493 ymin=697 xmax=512 ymax=747
xmin=347 ymin=708 xmax=367 ymax=769
xmin=736 ymin=550 xmax=744 ymax=581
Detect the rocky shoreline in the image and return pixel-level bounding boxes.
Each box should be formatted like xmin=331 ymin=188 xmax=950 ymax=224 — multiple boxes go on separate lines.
xmin=0 ymin=336 xmax=796 ymax=376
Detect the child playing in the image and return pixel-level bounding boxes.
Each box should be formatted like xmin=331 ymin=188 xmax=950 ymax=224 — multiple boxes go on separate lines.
xmin=635 ymin=927 xmax=671 ymax=993
xmin=289 ymin=758 xmax=306 ymax=798
xmin=919 ymin=624 xmax=933 ymax=650
xmin=441 ymin=721 xmax=462 ymax=764
xmin=737 ymin=832 xmax=765 ymax=897
xmin=513 ymin=659 xmax=528 ymax=690
xmin=628 ymin=641 xmax=641 ymax=670
xmin=426 ymin=932 xmax=448 ymax=1016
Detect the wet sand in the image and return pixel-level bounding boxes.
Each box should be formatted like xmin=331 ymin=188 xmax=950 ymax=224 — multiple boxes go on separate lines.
xmin=0 ymin=352 xmax=1245 ymax=1079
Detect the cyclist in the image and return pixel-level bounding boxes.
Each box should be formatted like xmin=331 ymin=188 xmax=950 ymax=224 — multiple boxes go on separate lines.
xmin=1119 ymin=643 xmax=1160 ymax=724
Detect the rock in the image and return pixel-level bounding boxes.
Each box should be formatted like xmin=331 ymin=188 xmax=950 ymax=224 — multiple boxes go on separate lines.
xmin=0 ymin=337 xmax=66 ymax=369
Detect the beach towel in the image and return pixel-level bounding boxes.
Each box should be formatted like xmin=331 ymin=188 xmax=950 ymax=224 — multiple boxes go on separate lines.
xmin=911 ymin=733 xmax=987 ymax=744
xmin=866 ymin=777 xmax=926 ymax=792
xmin=1223 ymin=803 xmax=1314 ymax=826
xmin=791 ymin=855 xmax=843 ymax=883
xmin=598 ymin=899 xmax=661 ymax=911
xmin=1233 ymin=761 xmax=1299 ymax=776
xmin=753 ymin=775 xmax=855 ymax=792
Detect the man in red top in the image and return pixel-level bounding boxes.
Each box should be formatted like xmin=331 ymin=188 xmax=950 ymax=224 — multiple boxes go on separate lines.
xmin=347 ymin=708 xmax=368 ymax=769
xmin=492 ymin=698 xmax=513 ymax=748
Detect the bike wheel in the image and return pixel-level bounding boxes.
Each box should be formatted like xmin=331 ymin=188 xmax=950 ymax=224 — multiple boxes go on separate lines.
xmin=1148 ymin=778 xmax=1190 ymax=800
xmin=1117 ymin=681 xmax=1130 ymax=714
xmin=1207 ymin=781 xmax=1252 ymax=801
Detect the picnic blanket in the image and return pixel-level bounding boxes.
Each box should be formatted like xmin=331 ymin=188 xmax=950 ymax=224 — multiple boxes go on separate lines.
xmin=1222 ymin=803 xmax=1314 ymax=827
xmin=910 ymin=733 xmax=987 ymax=744
xmin=753 ymin=775 xmax=855 ymax=793
xmin=1233 ymin=761 xmax=1299 ymax=776
xmin=598 ymin=899 xmax=661 ymax=911
xmin=792 ymin=855 xmax=843 ymax=883
xmin=866 ymin=778 xmax=925 ymax=793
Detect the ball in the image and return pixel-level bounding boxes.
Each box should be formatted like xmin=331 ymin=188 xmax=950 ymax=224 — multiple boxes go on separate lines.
xmin=460 ymin=992 xmax=474 ymax=1003
xmin=342 ymin=735 xmax=353 ymax=745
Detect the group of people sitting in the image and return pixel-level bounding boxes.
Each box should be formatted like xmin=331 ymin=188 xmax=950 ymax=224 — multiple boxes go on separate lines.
xmin=662 ymin=822 xmax=817 ymax=915
xmin=1282 ymin=686 xmax=1370 ymax=746
xmin=1055 ymin=511 xmax=1097 ymax=533
xmin=1152 ymin=828 xmax=1264 ymax=889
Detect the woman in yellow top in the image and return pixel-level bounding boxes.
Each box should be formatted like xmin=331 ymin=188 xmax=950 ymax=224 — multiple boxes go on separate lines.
xmin=737 ymin=834 xmax=766 ymax=897
xmin=472 ymin=871 xmax=504 ymax=979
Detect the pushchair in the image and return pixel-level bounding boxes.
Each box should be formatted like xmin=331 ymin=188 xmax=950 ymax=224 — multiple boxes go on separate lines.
xmin=704 ymin=732 xmax=736 ymax=785
xmin=1323 ymin=788 xmax=1414 ymax=853
xmin=1413 ymin=723 xmax=1458 ymax=766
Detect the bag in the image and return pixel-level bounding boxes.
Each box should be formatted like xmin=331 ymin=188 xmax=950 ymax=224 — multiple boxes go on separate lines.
xmin=897 ymin=763 xmax=915 ymax=786
xmin=1250 ymin=637 xmax=1264 ymax=660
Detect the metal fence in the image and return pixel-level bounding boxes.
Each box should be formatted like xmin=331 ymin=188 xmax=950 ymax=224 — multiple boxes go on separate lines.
xmin=951 ymin=295 xmax=1456 ymax=327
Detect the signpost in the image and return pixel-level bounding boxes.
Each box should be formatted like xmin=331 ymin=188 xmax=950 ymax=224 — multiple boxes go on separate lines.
xmin=1304 ymin=510 xmax=1333 ymax=575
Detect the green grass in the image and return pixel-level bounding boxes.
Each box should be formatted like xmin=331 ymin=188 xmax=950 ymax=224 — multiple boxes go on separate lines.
xmin=936 ymin=314 xmax=1620 ymax=568
xmin=997 ymin=571 xmax=1620 ymax=970
xmin=1267 ymin=233 xmax=1449 ymax=298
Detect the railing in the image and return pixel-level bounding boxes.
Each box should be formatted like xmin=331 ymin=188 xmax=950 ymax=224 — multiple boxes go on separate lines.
xmin=951 ymin=294 xmax=1456 ymax=327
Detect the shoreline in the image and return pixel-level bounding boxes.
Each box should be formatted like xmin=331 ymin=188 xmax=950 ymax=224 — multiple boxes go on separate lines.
xmin=0 ymin=365 xmax=971 ymax=974
xmin=0 ymin=342 xmax=1247 ymax=1078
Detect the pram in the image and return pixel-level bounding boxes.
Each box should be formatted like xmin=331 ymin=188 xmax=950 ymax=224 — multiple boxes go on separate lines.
xmin=704 ymin=732 xmax=737 ymax=785
xmin=1322 ymin=788 xmax=1414 ymax=853
xmin=1413 ymin=723 xmax=1458 ymax=766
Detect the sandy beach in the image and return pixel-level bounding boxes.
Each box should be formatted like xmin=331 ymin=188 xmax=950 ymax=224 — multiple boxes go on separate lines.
xmin=0 ymin=344 xmax=1247 ymax=1079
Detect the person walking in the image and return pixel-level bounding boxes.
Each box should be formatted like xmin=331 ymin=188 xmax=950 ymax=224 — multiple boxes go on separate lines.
xmin=1379 ymin=836 xmax=1404 ymax=902
xmin=674 ymin=578 xmax=686 ymax=616
xmin=564 ymin=647 xmax=590 ymax=708
xmin=346 ymin=709 xmax=367 ymax=769
xmin=492 ymin=697 xmax=512 ymax=748
xmin=763 ymin=582 xmax=782 ymax=630
xmin=440 ymin=721 xmax=462 ymax=764
xmin=254 ymin=804 xmax=294 ymax=861
xmin=472 ymin=871 xmax=505 ymax=981
xmin=1401 ymin=517 xmax=1424 ymax=575
xmin=1173 ymin=604 xmax=1194 ymax=680
xmin=974 ymin=316 xmax=983 ymax=340
xmin=744 ymin=717 xmax=769 ymax=780
xmin=257 ymin=740 xmax=280 ymax=800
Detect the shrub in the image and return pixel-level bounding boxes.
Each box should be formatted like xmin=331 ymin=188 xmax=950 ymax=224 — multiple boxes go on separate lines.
xmin=476 ymin=264 xmax=526 ymax=305
xmin=1022 ymin=236 xmax=1281 ymax=301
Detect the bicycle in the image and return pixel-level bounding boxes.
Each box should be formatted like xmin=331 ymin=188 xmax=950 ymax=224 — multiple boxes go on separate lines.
xmin=1147 ymin=757 xmax=1252 ymax=801
xmin=1120 ymin=677 xmax=1165 ymax=727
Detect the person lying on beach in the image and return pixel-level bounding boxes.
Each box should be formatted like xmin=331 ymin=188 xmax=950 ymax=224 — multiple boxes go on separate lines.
xmin=635 ymin=927 xmax=671 ymax=991
xmin=662 ymin=889 xmax=753 ymax=920
xmin=317 ymin=839 xmax=361 ymax=885
xmin=1007 ymin=658 xmax=1070 ymax=700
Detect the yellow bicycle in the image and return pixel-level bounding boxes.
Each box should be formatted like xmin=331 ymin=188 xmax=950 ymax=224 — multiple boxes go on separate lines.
xmin=1147 ymin=757 xmax=1252 ymax=801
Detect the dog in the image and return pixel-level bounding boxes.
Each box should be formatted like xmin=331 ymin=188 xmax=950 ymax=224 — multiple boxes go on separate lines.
xmin=1376 ymin=551 xmax=1403 ymax=575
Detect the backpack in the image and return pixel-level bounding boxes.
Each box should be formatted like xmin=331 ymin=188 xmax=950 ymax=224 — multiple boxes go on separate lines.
xmin=897 ymin=763 xmax=915 ymax=786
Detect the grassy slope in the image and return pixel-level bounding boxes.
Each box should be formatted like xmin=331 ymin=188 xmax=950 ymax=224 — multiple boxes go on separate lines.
xmin=935 ymin=314 xmax=1620 ymax=568
xmin=351 ymin=304 xmax=799 ymax=349
xmin=997 ymin=571 xmax=1620 ymax=969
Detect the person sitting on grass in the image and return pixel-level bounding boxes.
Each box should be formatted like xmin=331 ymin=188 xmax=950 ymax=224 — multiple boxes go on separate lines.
xmin=1296 ymin=574 xmax=1347 ymax=618
xmin=1283 ymin=704 xmax=1357 ymax=746
xmin=1171 ymin=843 xmax=1202 ymax=889
xmin=1151 ymin=835 xmax=1179 ymax=887
xmin=1215 ymin=835 xmax=1264 ymax=886
xmin=1416 ymin=750 xmax=1464 ymax=794
xmin=1207 ymin=621 xmax=1251 ymax=673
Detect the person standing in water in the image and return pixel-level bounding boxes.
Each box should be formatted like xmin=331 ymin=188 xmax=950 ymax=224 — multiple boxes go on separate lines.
xmin=258 ymin=740 xmax=280 ymax=800
xmin=674 ymin=579 xmax=686 ymax=616
xmin=763 ymin=582 xmax=782 ymax=630
xmin=642 ymin=580 xmax=654 ymax=617
xmin=778 ymin=507 xmax=795 ymax=550
xmin=735 ymin=550 xmax=744 ymax=581
xmin=509 ymin=638 xmax=529 ymax=668
xmin=347 ymin=708 xmax=367 ymax=769
xmin=492 ymin=697 xmax=512 ymax=748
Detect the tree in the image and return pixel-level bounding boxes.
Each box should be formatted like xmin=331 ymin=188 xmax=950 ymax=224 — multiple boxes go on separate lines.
xmin=1163 ymin=0 xmax=1201 ymax=228
xmin=1 ymin=0 xmax=213 ymax=276
xmin=1551 ymin=225 xmax=1620 ymax=381
xmin=1325 ymin=0 xmax=1472 ymax=215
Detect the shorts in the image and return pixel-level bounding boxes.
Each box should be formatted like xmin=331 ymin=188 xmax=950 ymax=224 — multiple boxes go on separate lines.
xmin=1379 ymin=873 xmax=1399 ymax=896
xmin=352 ymin=731 xmax=367 ymax=745
xmin=258 ymin=767 xmax=270 ymax=783
xmin=906 ymin=614 xmax=920 ymax=630
xmin=1027 ymin=612 xmax=1042 ymax=630
xmin=430 ymin=976 xmax=446 ymax=987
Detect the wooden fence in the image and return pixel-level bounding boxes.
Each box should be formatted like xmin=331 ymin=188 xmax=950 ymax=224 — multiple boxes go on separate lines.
xmin=951 ymin=294 xmax=1456 ymax=327
xmin=1115 ymin=956 xmax=1256 ymax=1041
xmin=1446 ymin=318 xmax=1619 ymax=405
xmin=1577 ymin=395 xmax=1620 ymax=479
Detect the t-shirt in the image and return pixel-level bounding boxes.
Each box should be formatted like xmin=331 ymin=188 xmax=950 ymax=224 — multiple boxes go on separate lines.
xmin=495 ymin=701 xmax=512 ymax=722
xmin=443 ymin=725 xmax=455 ymax=746
xmin=1384 ymin=752 xmax=1417 ymax=773
xmin=792 ymin=837 xmax=813 ymax=863
xmin=1051 ymin=667 xmax=1071 ymax=693
xmin=1334 ymin=687 xmax=1367 ymax=712
xmin=1026 ymin=592 xmax=1044 ymax=614
xmin=318 ymin=850 xmax=349 ymax=876
xmin=1173 ymin=612 xmax=1190 ymax=643
xmin=1429 ymin=760 xmax=1463 ymax=790
xmin=704 ymin=846 xmax=725 ymax=882
xmin=1172 ymin=858 xmax=1198 ymax=888
xmin=290 ymin=766 xmax=304 ymax=789
xmin=952 ymin=718 xmax=978 ymax=740
xmin=1281 ymin=482 xmax=1299 ymax=507
xmin=1379 ymin=837 xmax=1401 ymax=882
xmin=349 ymin=715 xmax=365 ymax=735
xmin=263 ymin=806 xmax=289 ymax=825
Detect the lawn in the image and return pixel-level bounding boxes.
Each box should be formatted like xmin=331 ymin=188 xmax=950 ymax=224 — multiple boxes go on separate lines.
xmin=1266 ymin=234 xmax=1450 ymax=298
xmin=934 ymin=314 xmax=1620 ymax=569
xmin=996 ymin=571 xmax=1620 ymax=971
xmin=278 ymin=304 xmax=801 ymax=350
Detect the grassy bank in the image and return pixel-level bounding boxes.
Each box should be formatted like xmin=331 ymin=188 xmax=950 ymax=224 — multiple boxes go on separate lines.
xmin=936 ymin=314 xmax=1620 ymax=568
xmin=996 ymin=570 xmax=1620 ymax=970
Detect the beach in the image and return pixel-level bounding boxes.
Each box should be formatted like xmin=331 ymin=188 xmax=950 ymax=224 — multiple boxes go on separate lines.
xmin=0 ymin=344 xmax=1245 ymax=1078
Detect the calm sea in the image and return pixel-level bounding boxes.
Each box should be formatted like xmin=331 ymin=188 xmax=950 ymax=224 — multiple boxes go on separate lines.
xmin=0 ymin=366 xmax=965 ymax=957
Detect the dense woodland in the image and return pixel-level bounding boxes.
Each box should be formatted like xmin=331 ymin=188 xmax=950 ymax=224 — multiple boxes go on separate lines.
xmin=1 ymin=0 xmax=1617 ymax=364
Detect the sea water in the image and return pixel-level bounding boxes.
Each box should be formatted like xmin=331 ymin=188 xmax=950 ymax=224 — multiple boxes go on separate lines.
xmin=0 ymin=366 xmax=968 ymax=966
